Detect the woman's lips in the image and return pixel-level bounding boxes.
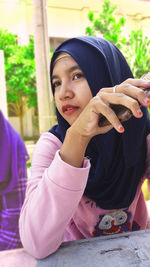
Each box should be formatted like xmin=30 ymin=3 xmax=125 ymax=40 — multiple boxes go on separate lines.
xmin=62 ymin=105 xmax=78 ymax=115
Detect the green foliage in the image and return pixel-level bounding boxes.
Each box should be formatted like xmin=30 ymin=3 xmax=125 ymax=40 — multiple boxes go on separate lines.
xmin=86 ymin=0 xmax=127 ymax=49
xmin=0 ymin=29 xmax=37 ymax=138
xmin=123 ymin=30 xmax=150 ymax=78
xmin=6 ymin=39 xmax=37 ymax=108
xmin=50 ymin=45 xmax=54 ymax=59
xmin=0 ymin=29 xmax=17 ymax=57
xmin=26 ymin=161 xmax=31 ymax=169
xmin=142 ymin=180 xmax=150 ymax=200
xmin=0 ymin=29 xmax=37 ymax=109
xmin=85 ymin=0 xmax=150 ymax=78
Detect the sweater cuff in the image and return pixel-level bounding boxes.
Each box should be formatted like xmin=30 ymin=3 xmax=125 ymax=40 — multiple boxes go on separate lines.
xmin=47 ymin=150 xmax=90 ymax=191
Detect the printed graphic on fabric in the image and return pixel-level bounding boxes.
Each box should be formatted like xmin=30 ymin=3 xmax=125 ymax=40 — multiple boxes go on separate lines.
xmin=93 ymin=209 xmax=132 ymax=237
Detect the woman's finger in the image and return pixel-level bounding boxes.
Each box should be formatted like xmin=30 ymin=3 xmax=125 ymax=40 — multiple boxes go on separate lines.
xmin=99 ymin=79 xmax=150 ymax=106
xmin=98 ymin=92 xmax=143 ymax=118
xmin=114 ymin=83 xmax=150 ymax=106
xmin=122 ymin=78 xmax=150 ymax=89
xmin=93 ymin=97 xmax=125 ymax=133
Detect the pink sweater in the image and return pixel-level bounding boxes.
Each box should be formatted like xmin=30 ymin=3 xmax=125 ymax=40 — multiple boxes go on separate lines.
xmin=19 ymin=132 xmax=150 ymax=259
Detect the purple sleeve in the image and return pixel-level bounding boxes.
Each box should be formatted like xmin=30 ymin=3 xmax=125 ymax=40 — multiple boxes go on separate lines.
xmin=0 ymin=171 xmax=27 ymax=250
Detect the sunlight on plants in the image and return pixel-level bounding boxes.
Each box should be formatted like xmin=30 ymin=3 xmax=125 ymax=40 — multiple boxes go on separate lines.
xmin=142 ymin=180 xmax=150 ymax=200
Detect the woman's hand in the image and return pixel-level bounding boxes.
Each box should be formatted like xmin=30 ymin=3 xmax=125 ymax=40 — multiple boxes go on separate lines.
xmin=60 ymin=78 xmax=150 ymax=168
xmin=71 ymin=78 xmax=150 ymax=139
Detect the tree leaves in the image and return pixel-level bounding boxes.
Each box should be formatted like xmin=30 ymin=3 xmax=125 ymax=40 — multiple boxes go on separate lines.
xmin=85 ymin=0 xmax=150 ymax=78
xmin=0 ymin=30 xmax=37 ymax=109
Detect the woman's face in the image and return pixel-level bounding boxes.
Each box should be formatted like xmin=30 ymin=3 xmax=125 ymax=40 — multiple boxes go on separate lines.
xmin=52 ymin=55 xmax=93 ymax=125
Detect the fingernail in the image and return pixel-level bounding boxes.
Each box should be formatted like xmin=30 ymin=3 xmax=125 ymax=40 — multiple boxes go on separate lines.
xmin=144 ymin=97 xmax=150 ymax=104
xmin=143 ymin=80 xmax=150 ymax=84
xmin=137 ymin=109 xmax=143 ymax=116
xmin=118 ymin=125 xmax=124 ymax=132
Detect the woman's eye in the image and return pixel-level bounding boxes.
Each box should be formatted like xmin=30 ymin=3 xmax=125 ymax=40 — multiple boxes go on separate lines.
xmin=73 ymin=73 xmax=84 ymax=80
xmin=53 ymin=81 xmax=61 ymax=89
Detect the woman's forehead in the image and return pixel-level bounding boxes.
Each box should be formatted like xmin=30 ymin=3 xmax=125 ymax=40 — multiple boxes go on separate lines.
xmin=53 ymin=52 xmax=71 ymax=66
xmin=52 ymin=55 xmax=79 ymax=74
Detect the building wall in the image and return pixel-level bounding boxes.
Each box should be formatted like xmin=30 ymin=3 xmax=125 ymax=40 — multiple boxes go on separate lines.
xmin=46 ymin=0 xmax=150 ymax=38
xmin=0 ymin=0 xmax=150 ymax=42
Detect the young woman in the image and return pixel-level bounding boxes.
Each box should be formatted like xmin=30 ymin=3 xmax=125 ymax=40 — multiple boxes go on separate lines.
xmin=0 ymin=110 xmax=28 ymax=250
xmin=19 ymin=36 xmax=150 ymax=259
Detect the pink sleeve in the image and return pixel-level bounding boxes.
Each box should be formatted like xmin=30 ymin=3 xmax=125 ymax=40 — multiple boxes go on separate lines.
xmin=19 ymin=132 xmax=90 ymax=259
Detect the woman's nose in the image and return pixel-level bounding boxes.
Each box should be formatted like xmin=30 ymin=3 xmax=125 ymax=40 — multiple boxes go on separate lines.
xmin=59 ymin=82 xmax=74 ymax=100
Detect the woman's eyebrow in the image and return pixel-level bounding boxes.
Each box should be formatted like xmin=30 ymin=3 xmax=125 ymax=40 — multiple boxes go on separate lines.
xmin=68 ymin=65 xmax=81 ymax=73
xmin=51 ymin=74 xmax=59 ymax=81
xmin=52 ymin=65 xmax=81 ymax=81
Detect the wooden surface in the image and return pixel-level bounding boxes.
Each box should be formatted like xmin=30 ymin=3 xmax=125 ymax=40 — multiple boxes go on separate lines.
xmin=36 ymin=230 xmax=150 ymax=267
xmin=0 ymin=230 xmax=150 ymax=267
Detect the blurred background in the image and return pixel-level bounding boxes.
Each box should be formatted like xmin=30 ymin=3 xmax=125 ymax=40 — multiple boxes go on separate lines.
xmin=0 ymin=0 xmax=150 ymax=198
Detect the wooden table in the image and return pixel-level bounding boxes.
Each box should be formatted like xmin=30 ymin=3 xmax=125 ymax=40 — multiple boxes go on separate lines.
xmin=0 ymin=230 xmax=150 ymax=267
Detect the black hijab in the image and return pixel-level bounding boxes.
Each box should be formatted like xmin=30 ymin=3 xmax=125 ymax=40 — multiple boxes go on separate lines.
xmin=49 ymin=36 xmax=150 ymax=209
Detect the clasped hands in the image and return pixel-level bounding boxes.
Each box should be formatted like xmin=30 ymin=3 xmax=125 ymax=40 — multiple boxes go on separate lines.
xmin=71 ymin=78 xmax=150 ymax=138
